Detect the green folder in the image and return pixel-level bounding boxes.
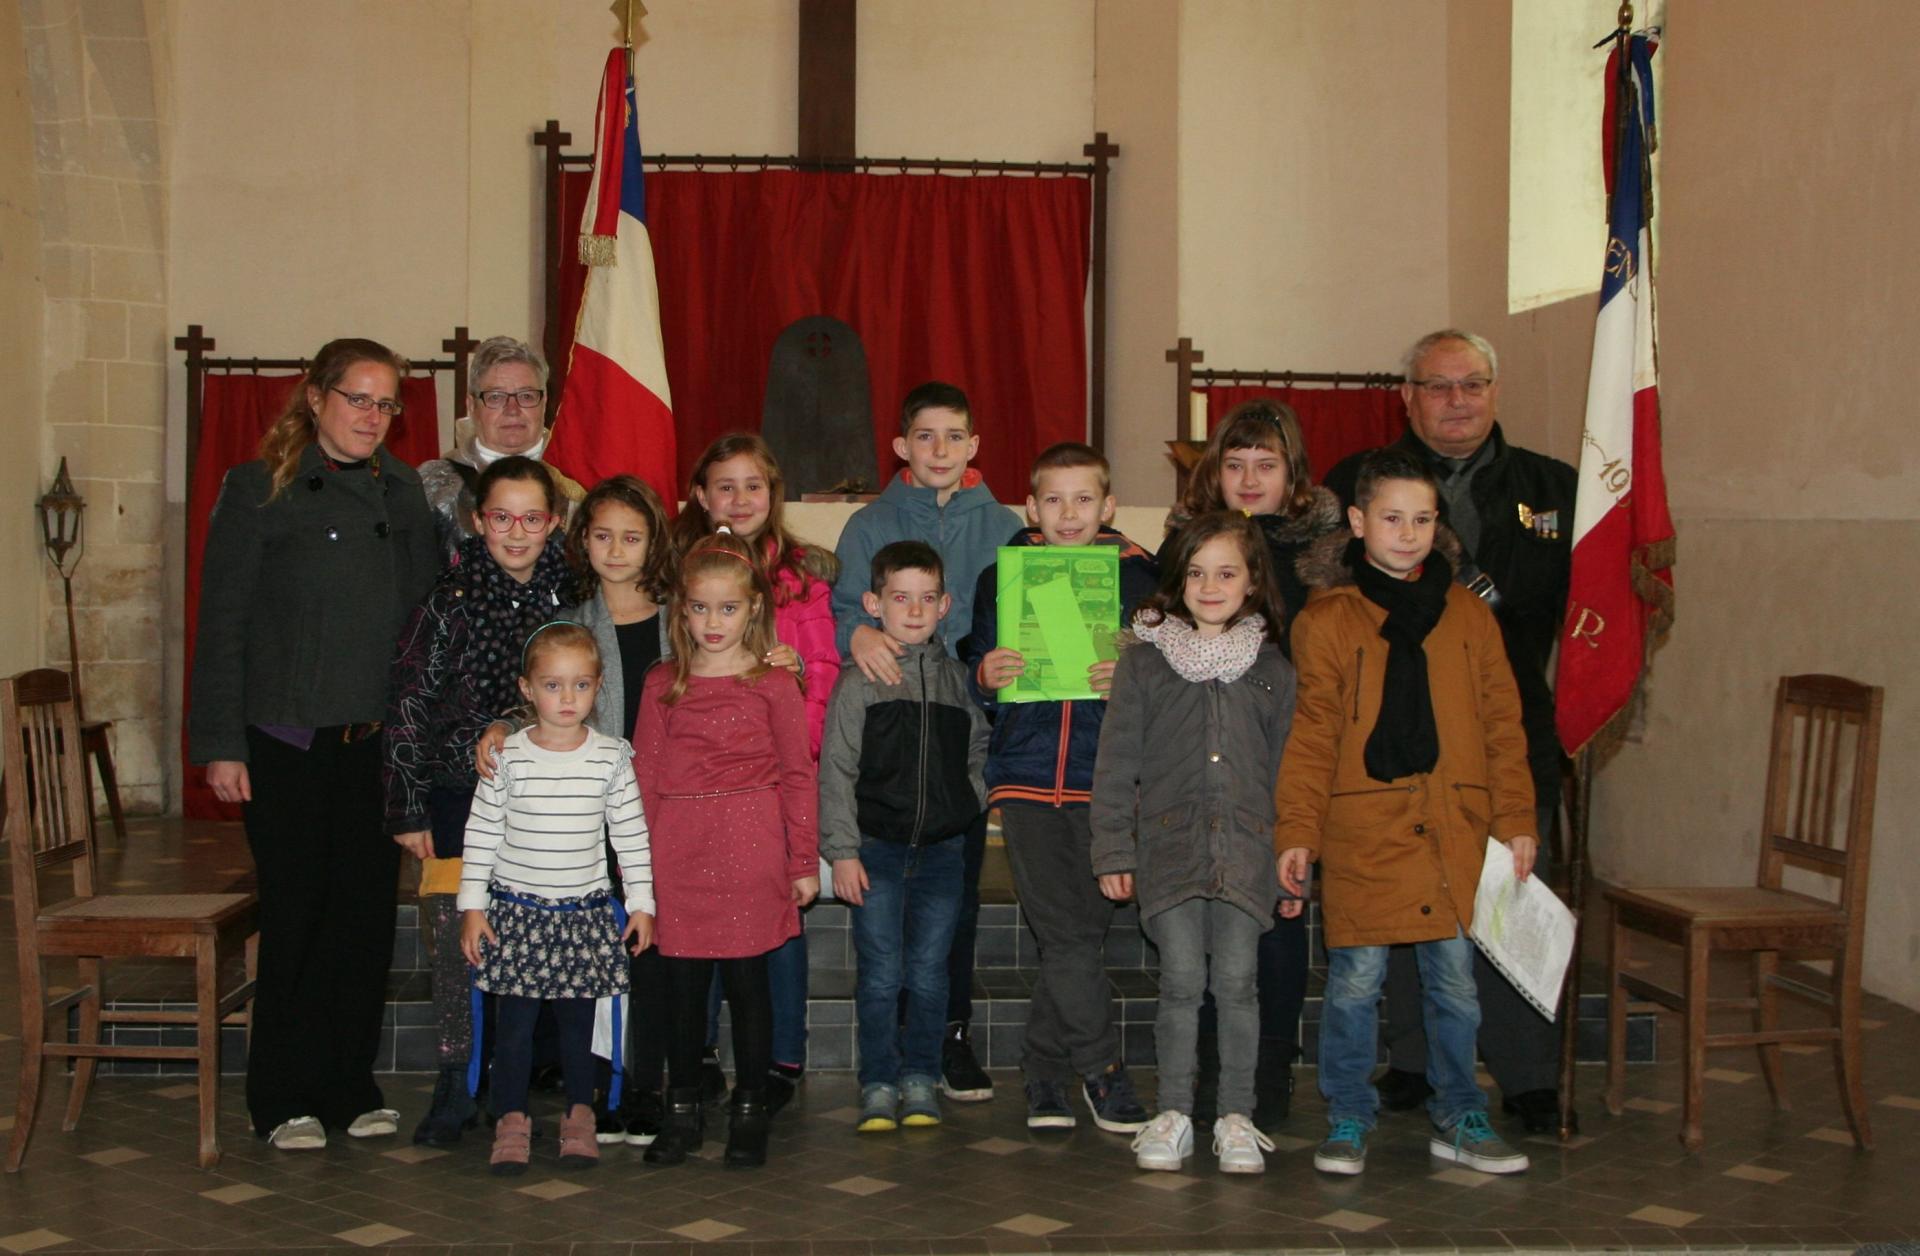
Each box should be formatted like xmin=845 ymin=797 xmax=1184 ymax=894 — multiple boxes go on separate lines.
xmin=994 ymin=545 xmax=1122 ymax=703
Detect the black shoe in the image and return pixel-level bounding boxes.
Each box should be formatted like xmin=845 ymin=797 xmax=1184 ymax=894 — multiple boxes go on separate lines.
xmin=1191 ymin=1026 xmax=1221 ymax=1127
xmin=1374 ymin=1067 xmax=1434 ymax=1112
xmin=765 ymin=1063 xmax=803 ymax=1117
xmin=1251 ymin=1038 xmax=1298 ymax=1134
xmin=1023 ymin=1078 xmax=1076 ymax=1130
xmin=643 ymin=1086 xmax=704 ymax=1165
xmin=723 ymin=1087 xmax=770 ymax=1168
xmin=1082 ymin=1063 xmax=1150 ymax=1133
xmin=594 ymin=1096 xmax=626 ymax=1146
xmin=411 ymin=1065 xmax=478 ymax=1146
xmin=622 ymin=1087 xmax=664 ymax=1146
xmin=940 ymin=1021 xmax=993 ymax=1102
xmin=1502 ymin=1089 xmax=1575 ymax=1136
xmin=699 ymin=1045 xmax=728 ymax=1102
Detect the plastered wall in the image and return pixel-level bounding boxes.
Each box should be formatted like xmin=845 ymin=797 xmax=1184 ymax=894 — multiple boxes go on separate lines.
xmin=0 ymin=6 xmax=47 ymax=678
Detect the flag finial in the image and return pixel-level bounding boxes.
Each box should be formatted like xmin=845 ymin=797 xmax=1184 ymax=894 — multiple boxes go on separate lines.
xmin=611 ymin=0 xmax=648 ymax=49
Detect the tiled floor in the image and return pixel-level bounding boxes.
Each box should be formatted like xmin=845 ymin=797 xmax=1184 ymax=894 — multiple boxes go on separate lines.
xmin=2 ymin=820 xmax=1915 ymax=1254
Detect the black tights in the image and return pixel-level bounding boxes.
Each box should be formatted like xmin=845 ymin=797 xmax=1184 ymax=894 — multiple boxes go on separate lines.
xmin=491 ymin=995 xmax=594 ymax=1117
xmin=666 ymin=955 xmax=771 ymax=1092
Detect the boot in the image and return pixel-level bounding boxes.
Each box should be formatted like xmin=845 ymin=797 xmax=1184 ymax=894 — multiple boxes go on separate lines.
xmin=1250 ymin=1037 xmax=1298 ymax=1134
xmin=724 ymin=1087 xmax=770 ymax=1168
xmin=411 ymin=1064 xmax=478 ymax=1146
xmin=489 ymin=1112 xmax=532 ymax=1176
xmin=558 ymin=1102 xmax=600 ymax=1168
xmin=643 ymin=1085 xmax=705 ymax=1166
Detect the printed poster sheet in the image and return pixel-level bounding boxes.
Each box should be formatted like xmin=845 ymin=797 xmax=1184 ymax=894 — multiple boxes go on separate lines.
xmin=1469 ymin=836 xmax=1577 ymax=1021
xmin=994 ymin=545 xmax=1122 ymax=704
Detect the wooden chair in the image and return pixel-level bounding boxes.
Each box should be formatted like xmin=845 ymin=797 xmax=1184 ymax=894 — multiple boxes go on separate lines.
xmin=4 ymin=669 xmax=258 ymax=1170
xmin=1603 ymin=674 xmax=1882 ymax=1152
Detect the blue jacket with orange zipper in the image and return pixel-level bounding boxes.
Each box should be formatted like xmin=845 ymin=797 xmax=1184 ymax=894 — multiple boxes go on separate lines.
xmin=960 ymin=526 xmax=1159 ymax=808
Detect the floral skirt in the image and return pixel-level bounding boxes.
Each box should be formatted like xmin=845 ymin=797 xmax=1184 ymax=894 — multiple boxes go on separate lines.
xmin=472 ymin=885 xmax=629 ymax=999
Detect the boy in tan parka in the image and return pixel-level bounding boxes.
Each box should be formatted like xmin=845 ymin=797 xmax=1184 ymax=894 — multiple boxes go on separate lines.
xmin=1274 ymin=448 xmax=1536 ymax=1179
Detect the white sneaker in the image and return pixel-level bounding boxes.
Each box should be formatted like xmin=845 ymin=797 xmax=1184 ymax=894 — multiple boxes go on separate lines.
xmin=1213 ymin=1113 xmax=1274 ymax=1174
xmin=1130 ymin=1109 xmax=1193 ymax=1171
xmin=346 ymin=1108 xmax=401 ymax=1138
xmin=267 ymin=1115 xmax=327 ymax=1150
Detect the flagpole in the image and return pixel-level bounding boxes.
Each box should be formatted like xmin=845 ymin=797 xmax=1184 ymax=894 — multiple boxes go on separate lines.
xmin=1557 ymin=747 xmax=1595 ymax=1139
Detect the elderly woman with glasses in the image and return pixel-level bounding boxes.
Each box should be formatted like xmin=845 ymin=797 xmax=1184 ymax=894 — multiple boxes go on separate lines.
xmin=419 ymin=336 xmax=587 ymax=561
xmin=188 ymin=338 xmax=441 ymax=1151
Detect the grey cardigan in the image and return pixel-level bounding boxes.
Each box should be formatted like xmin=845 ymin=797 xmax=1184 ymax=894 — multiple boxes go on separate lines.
xmin=189 ymin=444 xmax=440 ymax=763
xmin=573 ymin=589 xmax=672 ymax=738
xmin=1089 ymin=637 xmax=1297 ymax=926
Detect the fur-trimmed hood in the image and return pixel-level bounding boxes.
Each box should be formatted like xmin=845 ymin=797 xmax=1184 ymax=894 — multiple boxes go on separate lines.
xmin=1296 ymin=523 xmax=1469 ymax=592
xmin=1257 ymin=484 xmax=1343 ymax=546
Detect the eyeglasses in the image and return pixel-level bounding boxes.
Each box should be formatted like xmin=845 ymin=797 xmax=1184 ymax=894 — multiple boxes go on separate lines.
xmin=481 ymin=509 xmax=556 ymax=534
xmin=1411 ymin=377 xmax=1493 ymax=400
xmin=329 ymin=387 xmax=404 ymax=417
xmin=476 ymin=389 xmax=545 ymax=411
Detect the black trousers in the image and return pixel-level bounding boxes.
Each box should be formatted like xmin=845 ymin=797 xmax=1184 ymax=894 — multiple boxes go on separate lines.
xmin=1384 ymin=808 xmax=1561 ymax=1095
xmin=665 ymin=954 xmax=771 ymax=1091
xmin=944 ymin=811 xmax=989 ymax=1024
xmin=492 ymin=996 xmax=594 ymax=1116
xmin=1197 ymin=907 xmax=1310 ymax=1052
xmin=241 ymin=726 xmax=400 ymax=1134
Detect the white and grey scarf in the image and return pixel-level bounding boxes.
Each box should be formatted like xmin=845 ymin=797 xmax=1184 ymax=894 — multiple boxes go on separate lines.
xmin=1131 ymin=611 xmax=1267 ymax=684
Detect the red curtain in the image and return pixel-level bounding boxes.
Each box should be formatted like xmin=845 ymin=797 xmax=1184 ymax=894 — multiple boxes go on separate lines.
xmin=1204 ymin=385 xmax=1410 ymax=485
xmin=554 ymin=168 xmax=1090 ymax=500
xmin=180 ymin=373 xmax=441 ymax=820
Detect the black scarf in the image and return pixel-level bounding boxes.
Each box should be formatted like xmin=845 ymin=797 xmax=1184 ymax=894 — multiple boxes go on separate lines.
xmin=1348 ymin=538 xmax=1451 ymax=782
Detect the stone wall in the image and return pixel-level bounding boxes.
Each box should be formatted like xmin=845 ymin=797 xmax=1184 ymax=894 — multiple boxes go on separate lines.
xmin=21 ymin=0 xmax=170 ymax=812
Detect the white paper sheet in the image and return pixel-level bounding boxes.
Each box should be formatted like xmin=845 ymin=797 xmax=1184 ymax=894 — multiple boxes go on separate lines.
xmin=1469 ymin=836 xmax=1576 ymax=1020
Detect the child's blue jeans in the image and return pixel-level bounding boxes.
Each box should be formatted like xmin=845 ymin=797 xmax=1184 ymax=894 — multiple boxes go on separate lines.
xmin=851 ymin=836 xmax=966 ymax=1087
xmin=1318 ymin=926 xmax=1485 ymax=1131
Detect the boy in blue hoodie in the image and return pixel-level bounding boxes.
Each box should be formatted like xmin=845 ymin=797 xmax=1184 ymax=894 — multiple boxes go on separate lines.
xmin=963 ymin=442 xmax=1159 ymax=1133
xmin=833 ymin=382 xmax=1023 ymax=1101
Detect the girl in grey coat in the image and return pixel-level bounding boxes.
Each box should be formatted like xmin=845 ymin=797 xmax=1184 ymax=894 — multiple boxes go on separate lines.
xmin=1090 ymin=513 xmax=1297 ymax=1176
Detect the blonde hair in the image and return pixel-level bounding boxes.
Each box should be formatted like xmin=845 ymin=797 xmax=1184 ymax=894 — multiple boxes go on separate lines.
xmin=257 ymin=338 xmax=409 ymax=501
xmin=661 ymin=530 xmax=789 ymax=705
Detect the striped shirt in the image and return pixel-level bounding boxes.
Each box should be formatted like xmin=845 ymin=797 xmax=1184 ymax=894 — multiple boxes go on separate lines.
xmin=458 ymin=729 xmax=654 ymax=916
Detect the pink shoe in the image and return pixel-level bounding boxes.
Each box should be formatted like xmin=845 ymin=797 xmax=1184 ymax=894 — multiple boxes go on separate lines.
xmin=490 ymin=1112 xmax=531 ymax=1176
xmin=558 ymin=1103 xmax=599 ymax=1168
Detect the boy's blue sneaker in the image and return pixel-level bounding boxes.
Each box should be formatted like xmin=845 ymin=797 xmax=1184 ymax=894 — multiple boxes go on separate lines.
xmin=900 ymin=1075 xmax=942 ymax=1127
xmin=857 ymin=1083 xmax=899 ymax=1133
xmin=1082 ymin=1062 xmax=1149 ymax=1133
xmin=1024 ymin=1079 xmax=1076 ymax=1130
xmin=1313 ymin=1118 xmax=1369 ymax=1175
xmin=1430 ymin=1110 xmax=1530 ymax=1175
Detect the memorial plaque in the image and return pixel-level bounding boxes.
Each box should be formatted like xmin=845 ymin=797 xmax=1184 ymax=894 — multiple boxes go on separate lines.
xmin=760 ymin=315 xmax=875 ymax=498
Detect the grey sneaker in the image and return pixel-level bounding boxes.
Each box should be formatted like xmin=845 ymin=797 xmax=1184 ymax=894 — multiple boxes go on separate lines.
xmin=1024 ymin=1078 xmax=1076 ymax=1130
xmin=1131 ymin=1109 xmax=1193 ymax=1171
xmin=857 ymin=1082 xmax=899 ymax=1133
xmin=267 ymin=1115 xmax=327 ymax=1151
xmin=1430 ymin=1110 xmax=1530 ymax=1175
xmin=900 ymin=1074 xmax=942 ymax=1128
xmin=346 ymin=1108 xmax=400 ymax=1138
xmin=1313 ymin=1117 xmax=1368 ymax=1175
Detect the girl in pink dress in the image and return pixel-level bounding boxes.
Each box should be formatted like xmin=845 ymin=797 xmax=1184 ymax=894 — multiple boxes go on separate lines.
xmin=632 ymin=529 xmax=819 ymax=1169
xmin=671 ymin=433 xmax=838 ymax=1109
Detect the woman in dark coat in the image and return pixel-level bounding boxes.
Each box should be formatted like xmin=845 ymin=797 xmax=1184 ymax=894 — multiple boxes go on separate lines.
xmin=188 ymin=338 xmax=440 ymax=1150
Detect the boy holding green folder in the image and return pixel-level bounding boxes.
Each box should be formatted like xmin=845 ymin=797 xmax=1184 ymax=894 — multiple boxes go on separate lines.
xmin=962 ymin=442 xmax=1159 ymax=1133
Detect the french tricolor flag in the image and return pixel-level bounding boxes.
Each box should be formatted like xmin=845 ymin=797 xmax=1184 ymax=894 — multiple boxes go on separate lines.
xmin=1556 ymin=30 xmax=1676 ymax=755
xmin=546 ymin=47 xmax=678 ymax=504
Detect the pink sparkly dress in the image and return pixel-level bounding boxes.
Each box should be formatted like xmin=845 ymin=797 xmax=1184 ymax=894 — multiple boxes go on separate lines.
xmin=632 ymin=666 xmax=819 ymax=958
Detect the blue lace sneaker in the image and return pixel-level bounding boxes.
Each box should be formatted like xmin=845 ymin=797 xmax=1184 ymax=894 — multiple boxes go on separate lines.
xmin=900 ymin=1075 xmax=942 ymax=1127
xmin=857 ymin=1082 xmax=899 ymax=1133
xmin=1313 ymin=1117 xmax=1369 ymax=1175
xmin=1082 ymin=1062 xmax=1150 ymax=1133
xmin=1430 ymin=1110 xmax=1530 ymax=1175
xmin=1024 ymin=1078 xmax=1076 ymax=1130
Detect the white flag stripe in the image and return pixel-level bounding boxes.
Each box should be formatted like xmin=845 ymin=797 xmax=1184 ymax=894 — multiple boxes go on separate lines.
xmin=573 ymin=215 xmax=674 ymax=409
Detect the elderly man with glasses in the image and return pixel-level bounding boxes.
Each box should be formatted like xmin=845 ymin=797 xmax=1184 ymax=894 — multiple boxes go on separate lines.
xmin=419 ymin=336 xmax=587 ymax=561
xmin=1320 ymin=328 xmax=1578 ymax=1137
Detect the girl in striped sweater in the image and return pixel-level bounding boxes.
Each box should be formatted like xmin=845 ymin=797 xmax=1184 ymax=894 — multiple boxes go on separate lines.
xmin=460 ymin=622 xmax=653 ymax=1175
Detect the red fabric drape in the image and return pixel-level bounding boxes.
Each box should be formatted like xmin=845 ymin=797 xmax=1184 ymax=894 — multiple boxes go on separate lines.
xmin=1204 ymin=385 xmax=1409 ymax=484
xmin=554 ymin=168 xmax=1090 ymax=500
xmin=180 ymin=373 xmax=441 ymax=820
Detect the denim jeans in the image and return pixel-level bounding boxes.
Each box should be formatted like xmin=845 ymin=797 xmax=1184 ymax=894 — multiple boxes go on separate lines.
xmin=1319 ymin=926 xmax=1485 ymax=1130
xmin=1145 ymin=897 xmax=1264 ymax=1116
xmin=851 ymin=836 xmax=966 ymax=1087
xmin=705 ymin=926 xmax=808 ymax=1071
